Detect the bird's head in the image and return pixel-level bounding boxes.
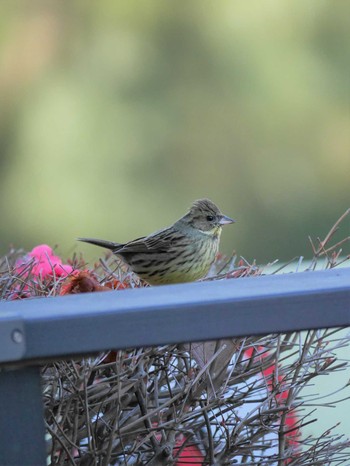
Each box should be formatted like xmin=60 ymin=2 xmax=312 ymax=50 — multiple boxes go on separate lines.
xmin=180 ymin=198 xmax=235 ymax=234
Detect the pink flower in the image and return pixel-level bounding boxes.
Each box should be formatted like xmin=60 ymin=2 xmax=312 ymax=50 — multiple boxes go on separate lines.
xmin=15 ymin=244 xmax=73 ymax=280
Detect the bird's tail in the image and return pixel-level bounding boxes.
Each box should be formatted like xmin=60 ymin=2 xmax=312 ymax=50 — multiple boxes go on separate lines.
xmin=77 ymin=237 xmax=123 ymax=251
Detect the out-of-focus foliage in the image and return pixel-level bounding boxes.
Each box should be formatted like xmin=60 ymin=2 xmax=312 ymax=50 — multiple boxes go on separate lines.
xmin=0 ymin=0 xmax=349 ymax=262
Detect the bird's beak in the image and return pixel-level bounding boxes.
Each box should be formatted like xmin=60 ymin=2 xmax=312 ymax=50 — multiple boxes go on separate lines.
xmin=219 ymin=215 xmax=235 ymax=225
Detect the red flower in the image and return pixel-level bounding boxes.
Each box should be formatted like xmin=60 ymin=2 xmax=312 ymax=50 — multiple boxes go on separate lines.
xmin=60 ymin=270 xmax=111 ymax=295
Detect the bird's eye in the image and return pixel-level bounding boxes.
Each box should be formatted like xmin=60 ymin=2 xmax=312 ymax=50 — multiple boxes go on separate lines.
xmin=206 ymin=215 xmax=214 ymax=222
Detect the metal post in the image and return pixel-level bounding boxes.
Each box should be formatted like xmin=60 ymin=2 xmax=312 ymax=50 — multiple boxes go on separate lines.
xmin=0 ymin=365 xmax=46 ymax=466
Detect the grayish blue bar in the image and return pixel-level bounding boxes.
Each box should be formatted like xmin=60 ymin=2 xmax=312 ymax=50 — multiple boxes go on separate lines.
xmin=0 ymin=268 xmax=349 ymax=364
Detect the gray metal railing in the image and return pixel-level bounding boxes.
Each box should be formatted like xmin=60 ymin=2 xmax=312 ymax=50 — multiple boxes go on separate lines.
xmin=1 ymin=267 xmax=350 ymax=465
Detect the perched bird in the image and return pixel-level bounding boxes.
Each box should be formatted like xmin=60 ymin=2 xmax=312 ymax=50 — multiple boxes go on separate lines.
xmin=78 ymin=199 xmax=235 ymax=285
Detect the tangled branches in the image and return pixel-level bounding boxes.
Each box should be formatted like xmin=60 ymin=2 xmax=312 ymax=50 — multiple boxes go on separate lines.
xmin=1 ymin=210 xmax=350 ymax=465
xmin=42 ymin=330 xmax=350 ymax=465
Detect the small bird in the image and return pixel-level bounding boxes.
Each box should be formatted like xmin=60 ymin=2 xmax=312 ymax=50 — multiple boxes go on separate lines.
xmin=78 ymin=199 xmax=235 ymax=285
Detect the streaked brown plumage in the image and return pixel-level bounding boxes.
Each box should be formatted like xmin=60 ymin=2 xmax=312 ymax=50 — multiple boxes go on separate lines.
xmin=78 ymin=199 xmax=235 ymax=285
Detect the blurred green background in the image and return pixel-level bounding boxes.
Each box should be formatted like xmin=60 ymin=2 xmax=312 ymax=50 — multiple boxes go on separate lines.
xmin=0 ymin=0 xmax=349 ymax=262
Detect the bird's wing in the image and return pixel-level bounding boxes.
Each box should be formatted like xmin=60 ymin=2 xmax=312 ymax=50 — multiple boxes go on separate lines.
xmin=117 ymin=228 xmax=176 ymax=254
